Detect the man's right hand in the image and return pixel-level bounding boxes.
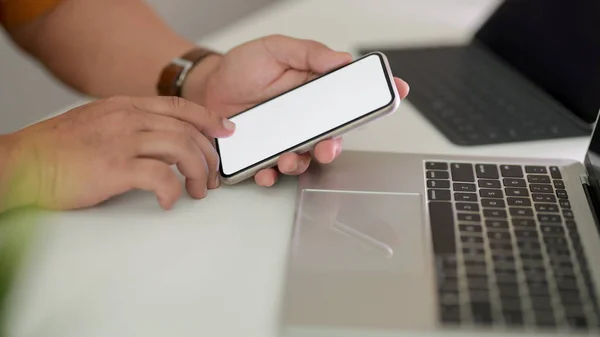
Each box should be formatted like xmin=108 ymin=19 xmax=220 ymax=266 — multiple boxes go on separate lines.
xmin=0 ymin=96 xmax=235 ymax=212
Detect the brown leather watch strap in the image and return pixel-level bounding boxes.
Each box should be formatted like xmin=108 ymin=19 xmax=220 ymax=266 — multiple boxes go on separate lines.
xmin=157 ymin=47 xmax=216 ymax=97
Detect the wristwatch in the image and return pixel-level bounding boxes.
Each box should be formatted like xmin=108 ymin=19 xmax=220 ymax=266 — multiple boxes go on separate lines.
xmin=157 ymin=47 xmax=216 ymax=97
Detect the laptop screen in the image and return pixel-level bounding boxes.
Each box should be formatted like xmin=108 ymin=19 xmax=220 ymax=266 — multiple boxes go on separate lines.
xmin=474 ymin=0 xmax=600 ymax=124
xmin=584 ymin=116 xmax=600 ymax=214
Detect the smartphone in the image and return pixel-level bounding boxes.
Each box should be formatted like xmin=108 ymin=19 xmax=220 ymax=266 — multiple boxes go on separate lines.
xmin=215 ymin=52 xmax=400 ymax=185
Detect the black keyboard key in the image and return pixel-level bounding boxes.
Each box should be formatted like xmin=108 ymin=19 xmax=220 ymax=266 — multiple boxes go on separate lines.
xmin=556 ymin=189 xmax=568 ymax=199
xmin=533 ymin=194 xmax=556 ymax=203
xmin=521 ymin=252 xmax=544 ymax=261
xmin=458 ymin=213 xmax=480 ymax=222
xmin=465 ymin=266 xmax=488 ymax=277
xmin=535 ymin=204 xmax=558 ymax=212
xmin=563 ymin=210 xmax=574 ymax=219
xmin=507 ymin=197 xmax=531 ymax=206
xmin=486 ymin=219 xmax=509 ymax=229
xmin=509 ymin=208 xmax=533 ymax=217
xmin=467 ymin=277 xmax=489 ymax=290
xmin=455 ymin=192 xmax=478 ymax=202
xmin=566 ymin=316 xmax=588 ymax=329
xmin=428 ymin=189 xmax=451 ymax=201
xmin=440 ymin=304 xmax=461 ymax=323
xmin=526 ymin=166 xmax=547 ymax=174
xmin=503 ymin=178 xmax=526 ymax=187
xmin=488 ymin=231 xmax=511 ymax=241
xmin=429 ymin=202 xmax=456 ymax=255
xmin=503 ymin=310 xmax=524 ymax=326
xmin=513 ymin=218 xmax=536 ymax=228
xmin=481 ymin=199 xmax=505 ymax=208
xmin=505 ymin=188 xmax=528 ymax=197
xmin=496 ymin=273 xmax=518 ymax=284
xmin=559 ymin=200 xmax=571 ymax=209
xmin=518 ymin=241 xmax=541 ymax=250
xmin=460 ymin=224 xmax=482 ymax=233
xmin=527 ymin=175 xmax=551 ymax=183
xmin=531 ymin=296 xmax=553 ymax=310
xmin=490 ymin=243 xmax=513 ymax=251
xmin=427 ymin=170 xmax=450 ymax=179
xmin=451 ymin=163 xmax=475 ymax=182
xmin=530 ymin=184 xmax=553 ymax=193
xmin=549 ymin=166 xmax=562 ymax=179
xmin=553 ymin=180 xmax=565 ymax=189
xmin=479 ymin=189 xmax=503 ymax=198
xmin=461 ymin=236 xmax=484 ymax=244
xmin=428 ymin=180 xmax=450 ymax=188
xmin=534 ymin=311 xmax=556 ymax=327
xmin=471 ymin=303 xmax=493 ymax=323
xmin=528 ymin=282 xmax=550 ymax=296
xmin=538 ymin=214 xmax=562 ymax=223
xmin=475 ymin=164 xmax=499 ymax=179
xmin=483 ymin=209 xmax=507 ymax=218
xmin=498 ymin=285 xmax=520 ymax=298
xmin=514 ymin=229 xmax=538 ymax=239
xmin=456 ymin=203 xmax=479 ymax=212
xmin=501 ymin=298 xmax=522 ymax=311
xmin=453 ymin=183 xmax=476 ymax=192
xmin=478 ymin=180 xmax=501 ymax=188
xmin=500 ymin=165 xmax=523 ymax=178
xmin=426 ymin=162 xmax=448 ymax=170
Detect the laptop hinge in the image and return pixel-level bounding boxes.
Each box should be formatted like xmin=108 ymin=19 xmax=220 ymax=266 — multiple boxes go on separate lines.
xmin=580 ymin=174 xmax=600 ymax=230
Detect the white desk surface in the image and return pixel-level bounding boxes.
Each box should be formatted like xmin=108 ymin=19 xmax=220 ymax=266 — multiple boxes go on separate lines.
xmin=4 ymin=0 xmax=591 ymax=336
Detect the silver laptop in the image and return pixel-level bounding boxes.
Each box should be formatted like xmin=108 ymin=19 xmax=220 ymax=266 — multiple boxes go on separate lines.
xmin=277 ymin=117 xmax=600 ymax=336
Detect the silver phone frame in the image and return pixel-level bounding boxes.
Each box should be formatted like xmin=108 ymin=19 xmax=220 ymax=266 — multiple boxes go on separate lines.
xmin=216 ymin=51 xmax=401 ymax=185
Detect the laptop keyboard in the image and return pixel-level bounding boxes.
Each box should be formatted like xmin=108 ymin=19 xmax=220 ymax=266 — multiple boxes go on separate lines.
xmin=425 ymin=161 xmax=600 ymax=331
xmin=368 ymin=45 xmax=590 ymax=146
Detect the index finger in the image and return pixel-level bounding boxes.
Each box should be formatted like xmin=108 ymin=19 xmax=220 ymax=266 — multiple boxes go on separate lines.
xmin=128 ymin=96 xmax=236 ymax=138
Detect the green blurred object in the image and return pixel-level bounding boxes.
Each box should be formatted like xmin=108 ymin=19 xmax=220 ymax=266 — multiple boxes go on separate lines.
xmin=0 ymin=209 xmax=38 ymax=337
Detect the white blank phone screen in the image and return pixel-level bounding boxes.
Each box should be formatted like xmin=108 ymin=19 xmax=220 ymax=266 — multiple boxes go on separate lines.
xmin=216 ymin=53 xmax=394 ymax=176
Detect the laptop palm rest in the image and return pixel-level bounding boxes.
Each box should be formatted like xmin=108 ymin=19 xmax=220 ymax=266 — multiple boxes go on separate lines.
xmin=280 ymin=189 xmax=436 ymax=333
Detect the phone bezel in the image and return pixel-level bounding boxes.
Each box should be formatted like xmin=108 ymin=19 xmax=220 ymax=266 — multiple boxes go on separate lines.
xmin=215 ymin=52 xmax=399 ymax=184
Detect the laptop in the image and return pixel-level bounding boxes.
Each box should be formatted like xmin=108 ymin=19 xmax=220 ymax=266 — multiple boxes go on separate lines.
xmin=278 ymin=113 xmax=600 ymax=336
xmin=360 ymin=0 xmax=600 ymax=146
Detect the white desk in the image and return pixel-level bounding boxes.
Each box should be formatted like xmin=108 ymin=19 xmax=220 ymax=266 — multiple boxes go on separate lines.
xmin=4 ymin=1 xmax=590 ymax=337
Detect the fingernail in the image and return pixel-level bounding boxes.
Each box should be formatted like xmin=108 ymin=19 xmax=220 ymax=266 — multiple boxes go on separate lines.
xmin=288 ymin=161 xmax=298 ymax=173
xmin=222 ymin=119 xmax=236 ymax=131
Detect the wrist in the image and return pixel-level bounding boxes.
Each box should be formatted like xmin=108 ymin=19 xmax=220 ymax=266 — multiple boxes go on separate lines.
xmin=180 ymin=53 xmax=223 ymax=106
xmin=0 ymin=134 xmax=38 ymax=213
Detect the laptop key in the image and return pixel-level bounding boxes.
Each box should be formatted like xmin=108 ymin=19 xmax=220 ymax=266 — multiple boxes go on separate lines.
xmin=549 ymin=166 xmax=562 ymax=179
xmin=505 ymin=188 xmax=529 ymax=197
xmin=475 ymin=164 xmax=499 ymax=179
xmin=478 ymin=179 xmax=501 ymax=188
xmin=483 ymin=209 xmax=507 ymax=218
xmin=533 ymin=194 xmax=556 ymax=202
xmin=488 ymin=231 xmax=511 ymax=241
xmin=507 ymin=197 xmax=531 ymax=206
xmin=428 ymin=180 xmax=451 ymax=188
xmin=480 ymin=189 xmax=503 ymax=198
xmin=440 ymin=304 xmax=461 ymax=323
xmin=563 ymin=210 xmax=574 ymax=219
xmin=428 ymin=202 xmax=456 ymax=255
xmin=486 ymin=219 xmax=509 ymax=229
xmin=553 ymin=180 xmax=565 ymax=189
xmin=458 ymin=213 xmax=480 ymax=222
xmin=513 ymin=219 xmax=536 ymax=228
xmin=503 ymin=178 xmax=526 ymax=187
xmin=538 ymin=214 xmax=562 ymax=223
xmin=528 ymin=175 xmax=551 ymax=183
xmin=427 ymin=170 xmax=450 ymax=179
xmin=535 ymin=204 xmax=558 ymax=212
xmin=455 ymin=192 xmax=478 ymax=202
xmin=500 ymin=165 xmax=523 ymax=178
xmin=426 ymin=162 xmax=449 ymax=170
xmin=531 ymin=296 xmax=553 ymax=310
xmin=509 ymin=208 xmax=533 ymax=217
xmin=556 ymin=190 xmax=568 ymax=199
xmin=526 ymin=166 xmax=547 ymax=174
xmin=460 ymin=224 xmax=482 ymax=233
xmin=482 ymin=199 xmax=505 ymax=208
xmin=428 ymin=189 xmax=451 ymax=201
xmin=534 ymin=311 xmax=556 ymax=327
xmin=456 ymin=203 xmax=479 ymax=212
xmin=503 ymin=310 xmax=524 ymax=326
xmin=453 ymin=183 xmax=476 ymax=192
xmin=451 ymin=163 xmax=475 ymax=182
xmin=530 ymin=184 xmax=553 ymax=193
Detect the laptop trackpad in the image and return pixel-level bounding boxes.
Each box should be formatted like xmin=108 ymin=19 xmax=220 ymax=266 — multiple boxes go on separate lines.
xmin=281 ymin=189 xmax=435 ymax=331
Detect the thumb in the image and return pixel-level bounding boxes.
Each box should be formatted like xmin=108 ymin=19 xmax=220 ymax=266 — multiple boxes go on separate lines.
xmin=262 ymin=35 xmax=352 ymax=74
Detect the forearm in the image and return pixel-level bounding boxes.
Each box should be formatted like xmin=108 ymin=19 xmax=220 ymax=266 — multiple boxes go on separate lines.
xmin=7 ymin=0 xmax=197 ymax=97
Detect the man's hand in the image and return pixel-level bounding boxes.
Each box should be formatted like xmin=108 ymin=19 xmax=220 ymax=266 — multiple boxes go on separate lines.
xmin=183 ymin=35 xmax=410 ymax=187
xmin=0 ymin=96 xmax=235 ymax=213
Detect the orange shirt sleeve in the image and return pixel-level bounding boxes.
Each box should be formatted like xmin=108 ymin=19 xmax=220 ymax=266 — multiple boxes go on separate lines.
xmin=0 ymin=0 xmax=63 ymax=29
